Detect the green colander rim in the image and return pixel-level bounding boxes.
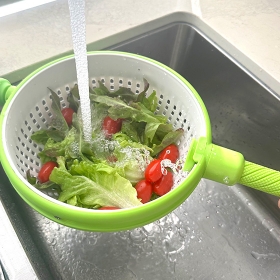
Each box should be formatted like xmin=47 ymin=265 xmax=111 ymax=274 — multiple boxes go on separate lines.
xmin=0 ymin=51 xmax=211 ymax=231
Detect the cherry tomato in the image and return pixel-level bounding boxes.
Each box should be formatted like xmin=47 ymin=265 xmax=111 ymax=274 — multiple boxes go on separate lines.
xmin=145 ymin=159 xmax=163 ymax=183
xmin=61 ymin=107 xmax=75 ymax=126
xmin=99 ymin=206 xmax=120 ymax=210
xmin=135 ymin=180 xmax=152 ymax=203
xmin=158 ymin=144 xmax=179 ymax=163
xmin=153 ymin=171 xmax=173 ymax=196
xmin=102 ymin=116 xmax=123 ymax=137
xmin=107 ymin=155 xmax=118 ymax=163
xmin=38 ymin=161 xmax=58 ymax=183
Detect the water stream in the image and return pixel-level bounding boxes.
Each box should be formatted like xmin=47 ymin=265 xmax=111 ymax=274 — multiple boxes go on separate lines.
xmin=67 ymin=0 xmax=92 ymax=141
xmin=65 ymin=1 xmax=190 ymax=278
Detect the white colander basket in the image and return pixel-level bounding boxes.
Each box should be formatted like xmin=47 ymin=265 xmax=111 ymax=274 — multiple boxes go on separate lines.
xmin=4 ymin=52 xmax=207 ymax=187
xmin=0 ymin=51 xmax=210 ymax=231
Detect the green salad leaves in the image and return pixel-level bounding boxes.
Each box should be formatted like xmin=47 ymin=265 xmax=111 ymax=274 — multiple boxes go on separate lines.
xmin=28 ymin=79 xmax=184 ymax=209
xmin=50 ymin=157 xmax=142 ymax=208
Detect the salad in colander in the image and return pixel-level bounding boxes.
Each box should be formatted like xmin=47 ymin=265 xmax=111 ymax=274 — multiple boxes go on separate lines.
xmin=27 ymin=79 xmax=184 ymax=209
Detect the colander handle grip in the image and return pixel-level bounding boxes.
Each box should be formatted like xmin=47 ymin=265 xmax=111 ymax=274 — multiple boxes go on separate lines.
xmin=185 ymin=138 xmax=280 ymax=197
xmin=0 ymin=78 xmax=16 ymax=107
xmin=239 ymin=161 xmax=280 ymax=197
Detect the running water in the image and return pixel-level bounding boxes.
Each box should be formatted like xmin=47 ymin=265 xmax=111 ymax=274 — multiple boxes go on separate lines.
xmin=67 ymin=0 xmax=92 ymax=141
xmin=64 ymin=1 xmax=192 ymax=277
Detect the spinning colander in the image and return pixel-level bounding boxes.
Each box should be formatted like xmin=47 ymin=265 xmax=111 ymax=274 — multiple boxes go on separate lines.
xmin=0 ymin=51 xmax=279 ymax=232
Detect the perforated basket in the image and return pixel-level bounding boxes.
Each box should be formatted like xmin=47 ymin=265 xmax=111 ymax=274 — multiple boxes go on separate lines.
xmin=0 ymin=51 xmax=212 ymax=231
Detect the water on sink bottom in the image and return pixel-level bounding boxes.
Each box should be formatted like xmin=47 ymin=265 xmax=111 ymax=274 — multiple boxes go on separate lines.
xmin=28 ymin=178 xmax=280 ymax=280
xmin=40 ymin=214 xmax=189 ymax=279
xmin=32 ymin=183 xmax=206 ymax=280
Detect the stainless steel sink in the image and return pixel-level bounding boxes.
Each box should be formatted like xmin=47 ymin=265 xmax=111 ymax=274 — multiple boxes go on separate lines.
xmin=1 ymin=13 xmax=280 ymax=280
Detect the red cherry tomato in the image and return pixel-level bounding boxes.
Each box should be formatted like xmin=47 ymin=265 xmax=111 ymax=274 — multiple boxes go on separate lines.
xmin=135 ymin=180 xmax=152 ymax=204
xmin=99 ymin=206 xmax=120 ymax=210
xmin=61 ymin=107 xmax=75 ymax=126
xmin=158 ymin=144 xmax=179 ymax=163
xmin=102 ymin=116 xmax=123 ymax=137
xmin=153 ymin=171 xmax=173 ymax=196
xmin=107 ymin=155 xmax=117 ymax=163
xmin=145 ymin=159 xmax=163 ymax=183
xmin=38 ymin=161 xmax=58 ymax=183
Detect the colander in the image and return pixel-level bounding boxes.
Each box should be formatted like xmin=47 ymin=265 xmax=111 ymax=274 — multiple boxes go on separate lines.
xmin=0 ymin=51 xmax=279 ymax=232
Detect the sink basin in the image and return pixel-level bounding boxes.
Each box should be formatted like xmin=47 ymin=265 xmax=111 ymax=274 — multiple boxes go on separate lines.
xmin=1 ymin=13 xmax=280 ymax=279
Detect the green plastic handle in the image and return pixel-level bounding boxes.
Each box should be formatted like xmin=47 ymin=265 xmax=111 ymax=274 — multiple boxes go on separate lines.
xmin=184 ymin=137 xmax=245 ymax=185
xmin=0 ymin=78 xmax=16 ymax=107
xmin=239 ymin=161 xmax=280 ymax=197
xmin=185 ymin=137 xmax=280 ymax=197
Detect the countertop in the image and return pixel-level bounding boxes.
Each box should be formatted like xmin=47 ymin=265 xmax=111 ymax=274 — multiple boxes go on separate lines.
xmin=0 ymin=0 xmax=280 ymax=91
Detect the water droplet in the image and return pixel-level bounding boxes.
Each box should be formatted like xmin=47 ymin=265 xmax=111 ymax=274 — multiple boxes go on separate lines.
xmin=168 ymin=251 xmax=177 ymax=262
xmin=251 ymin=251 xmax=280 ymax=260
xmin=223 ymin=176 xmax=230 ymax=184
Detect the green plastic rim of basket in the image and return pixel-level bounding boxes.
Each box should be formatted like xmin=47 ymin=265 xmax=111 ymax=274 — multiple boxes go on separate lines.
xmin=0 ymin=51 xmax=212 ymax=232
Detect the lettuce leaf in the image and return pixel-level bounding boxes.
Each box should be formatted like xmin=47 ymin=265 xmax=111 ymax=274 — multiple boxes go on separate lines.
xmin=31 ymin=88 xmax=70 ymax=143
xmin=136 ymin=78 xmax=150 ymax=102
xmin=50 ymin=157 xmax=142 ymax=208
xmin=143 ymin=122 xmax=173 ymax=146
xmin=113 ymin=133 xmax=152 ymax=152
xmin=48 ymin=88 xmax=69 ymax=134
xmin=39 ymin=127 xmax=76 ymax=159
xmin=112 ymin=134 xmax=152 ymax=184
xmin=67 ymin=90 xmax=79 ymax=112
xmin=92 ymin=81 xmax=138 ymax=103
xmin=31 ymin=130 xmax=50 ymax=145
xmin=120 ymin=120 xmax=140 ymax=142
xmin=109 ymin=87 xmax=138 ymax=103
xmin=151 ymin=128 xmax=184 ymax=156
xmin=137 ymin=89 xmax=157 ymax=112
xmin=90 ymin=94 xmax=159 ymax=123
xmin=31 ymin=128 xmax=66 ymax=144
